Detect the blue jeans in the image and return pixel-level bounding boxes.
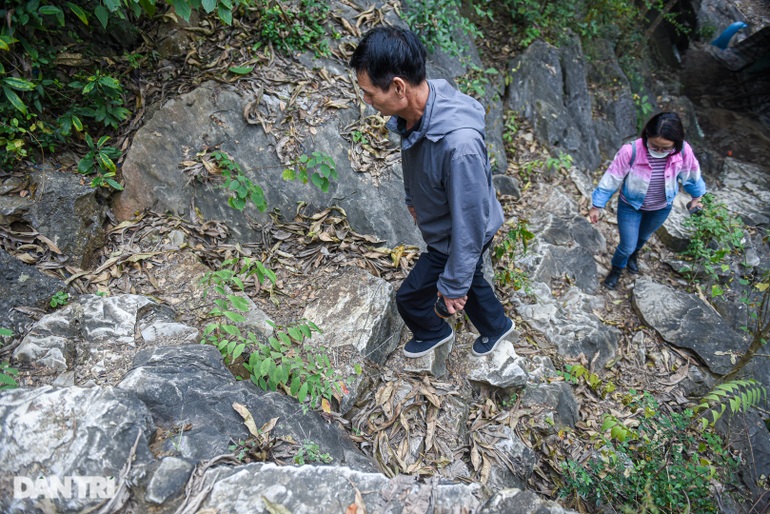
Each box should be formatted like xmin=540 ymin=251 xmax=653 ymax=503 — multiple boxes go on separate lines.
xmin=611 ymin=200 xmax=673 ymax=269
xmin=396 ymin=246 xmax=508 ymax=340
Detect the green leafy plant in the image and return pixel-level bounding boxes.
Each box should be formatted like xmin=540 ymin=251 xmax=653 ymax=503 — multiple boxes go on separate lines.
xmin=0 ymin=0 xmax=246 ymax=168
xmin=77 ymin=133 xmax=123 ymax=190
xmin=49 ymin=291 xmax=70 ymax=308
xmin=0 ymin=327 xmax=19 ymax=390
xmin=201 ymin=257 xmax=277 ymax=363
xmin=493 ymin=219 xmax=535 ymax=293
xmin=557 ymin=363 xmax=616 ymax=398
xmin=632 ymin=93 xmax=655 ymax=132
xmin=401 ymin=0 xmax=483 ymax=57
xmin=351 ymin=130 xmax=369 ymax=145
xmin=243 ymin=319 xmax=345 ymax=410
xmin=293 ymin=440 xmax=333 ymax=465
xmin=694 ymin=379 xmax=767 ymax=429
xmin=255 ymin=0 xmax=331 ymax=56
xmin=681 ymin=193 xmax=746 ymax=282
xmin=502 ymin=111 xmax=519 ymax=145
xmin=69 ymin=71 xmax=131 ymax=130
xmin=212 ymin=151 xmax=268 ymax=212
xmin=282 ymin=151 xmax=338 ymax=193
xmin=560 ymin=391 xmax=738 ymax=513
xmin=456 ymin=65 xmax=498 ymax=100
xmin=545 ymin=152 xmax=573 ymax=173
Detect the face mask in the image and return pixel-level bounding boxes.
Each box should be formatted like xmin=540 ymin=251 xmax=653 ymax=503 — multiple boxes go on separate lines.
xmin=648 ymin=146 xmax=673 ymax=159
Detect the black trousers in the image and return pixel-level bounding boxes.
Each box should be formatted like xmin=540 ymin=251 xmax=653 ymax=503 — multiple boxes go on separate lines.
xmin=396 ymin=247 xmax=508 ymax=341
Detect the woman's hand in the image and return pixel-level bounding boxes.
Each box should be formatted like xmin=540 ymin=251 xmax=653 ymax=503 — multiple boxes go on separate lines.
xmin=688 ymin=197 xmax=703 ymax=210
xmin=588 ymin=207 xmax=602 ymax=224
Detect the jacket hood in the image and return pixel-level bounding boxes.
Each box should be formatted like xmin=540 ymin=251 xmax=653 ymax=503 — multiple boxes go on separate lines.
xmin=392 ymin=79 xmax=486 ymax=149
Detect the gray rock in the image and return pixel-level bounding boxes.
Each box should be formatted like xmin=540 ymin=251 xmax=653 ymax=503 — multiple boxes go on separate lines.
xmin=401 ymin=333 xmax=454 ymax=377
xmin=485 ymin=426 xmax=536 ymax=491
xmin=717 ymin=158 xmax=770 ymax=226
xmin=493 ymin=174 xmax=521 ymax=198
xmin=0 ymin=169 xmax=107 ymax=269
xmin=145 ymin=456 xmax=194 ymax=505
xmin=0 ymin=249 xmax=66 ymax=334
xmin=118 ymin=344 xmax=376 ymax=471
xmin=657 ymin=192 xmax=698 ymax=253
xmin=0 ymin=385 xmax=155 ymax=514
xmin=506 ymin=38 xmax=601 ymax=171
xmin=514 ymin=283 xmax=620 ymax=369
xmin=198 ymin=463 xmax=482 ymax=513
xmin=114 ymin=81 xmax=421 ymax=248
xmin=468 ymin=340 xmax=529 ymax=389
xmin=521 ymin=382 xmax=579 ymax=432
xmin=480 ymin=487 xmax=579 ymax=513
xmin=13 ymin=294 xmax=158 ymax=380
xmin=302 ymin=266 xmax=402 ymax=365
xmin=13 ymin=302 xmax=83 ymax=373
xmin=631 ymin=278 xmax=750 ymax=375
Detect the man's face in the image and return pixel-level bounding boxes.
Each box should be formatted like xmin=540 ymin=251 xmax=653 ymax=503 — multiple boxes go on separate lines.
xmin=356 ymin=70 xmax=400 ymax=117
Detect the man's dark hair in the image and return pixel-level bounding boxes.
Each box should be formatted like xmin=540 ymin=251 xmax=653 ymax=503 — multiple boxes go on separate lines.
xmin=641 ymin=112 xmax=686 ymax=153
xmin=349 ymin=27 xmax=427 ymax=90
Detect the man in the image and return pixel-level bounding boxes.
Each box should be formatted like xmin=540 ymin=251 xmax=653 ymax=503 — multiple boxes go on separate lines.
xmin=349 ymin=27 xmax=515 ymax=358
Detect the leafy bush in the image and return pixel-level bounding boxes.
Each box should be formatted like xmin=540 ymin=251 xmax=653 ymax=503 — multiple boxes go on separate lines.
xmin=493 ymin=219 xmax=534 ymax=293
xmin=282 ymin=151 xmax=338 ymax=193
xmin=0 ymin=327 xmax=19 ymax=390
xmin=201 ymin=256 xmax=276 ymax=363
xmin=401 ymin=0 xmax=484 ymax=57
xmin=0 ymin=0 xmax=247 ymax=170
xmin=681 ymin=193 xmax=746 ymax=282
xmin=212 ymin=151 xmax=268 ymax=212
xmin=49 ymin=291 xmax=70 ymax=308
xmin=294 ymin=440 xmax=333 ymax=464
xmin=560 ymin=391 xmax=739 ymax=513
xmin=254 ymin=0 xmax=333 ymax=56
xmin=243 ymin=319 xmax=345 ymax=410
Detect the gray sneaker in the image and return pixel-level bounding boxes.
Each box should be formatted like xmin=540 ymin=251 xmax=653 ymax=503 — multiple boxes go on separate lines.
xmin=471 ymin=319 xmax=515 ymax=356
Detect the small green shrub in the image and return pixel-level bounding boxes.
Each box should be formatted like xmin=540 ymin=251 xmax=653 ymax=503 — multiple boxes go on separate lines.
xmin=681 ymin=193 xmax=746 ymax=282
xmin=456 ymin=65 xmax=498 ymax=100
xmin=49 ymin=291 xmax=70 ymax=308
xmin=694 ymin=379 xmax=767 ymax=429
xmin=243 ymin=319 xmax=345 ymax=410
xmin=294 ymin=440 xmax=333 ymax=465
xmin=77 ymin=134 xmax=123 ymax=190
xmin=494 ymin=219 xmax=534 ymax=293
xmin=560 ymin=391 xmax=738 ymax=513
xmin=255 ymin=0 xmax=332 ymax=56
xmin=282 ymin=151 xmax=338 ymax=193
xmin=0 ymin=327 xmax=19 ymax=390
xmin=212 ymin=151 xmax=267 ymax=212
xmin=201 ymin=257 xmax=276 ymax=363
xmin=557 ymin=363 xmax=616 ymax=398
xmin=401 ymin=0 xmax=483 ymax=57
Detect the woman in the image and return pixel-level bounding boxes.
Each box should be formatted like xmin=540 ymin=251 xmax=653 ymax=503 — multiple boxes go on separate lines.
xmin=589 ymin=112 xmax=706 ymax=290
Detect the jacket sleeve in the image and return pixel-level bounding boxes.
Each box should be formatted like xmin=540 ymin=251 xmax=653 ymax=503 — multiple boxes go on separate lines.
xmin=437 ymin=147 xmax=487 ymax=298
xmin=678 ymin=143 xmax=707 ymax=198
xmin=592 ymin=144 xmax=634 ymax=208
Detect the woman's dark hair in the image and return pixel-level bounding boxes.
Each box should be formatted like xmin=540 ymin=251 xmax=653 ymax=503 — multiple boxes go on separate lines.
xmin=349 ymin=27 xmax=427 ymax=90
xmin=641 ymin=112 xmax=686 ymax=153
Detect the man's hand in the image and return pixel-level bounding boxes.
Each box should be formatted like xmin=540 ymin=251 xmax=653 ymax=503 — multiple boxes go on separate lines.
xmin=407 ymin=205 xmax=417 ymax=224
xmin=439 ymin=293 xmax=467 ymax=314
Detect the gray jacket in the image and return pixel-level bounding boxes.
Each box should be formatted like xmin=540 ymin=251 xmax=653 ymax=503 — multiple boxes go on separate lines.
xmin=387 ymin=79 xmax=504 ymax=298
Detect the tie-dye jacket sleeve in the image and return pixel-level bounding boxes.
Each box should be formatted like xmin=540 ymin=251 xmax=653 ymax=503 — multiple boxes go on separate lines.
xmin=591 ymin=144 xmax=634 ymax=209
